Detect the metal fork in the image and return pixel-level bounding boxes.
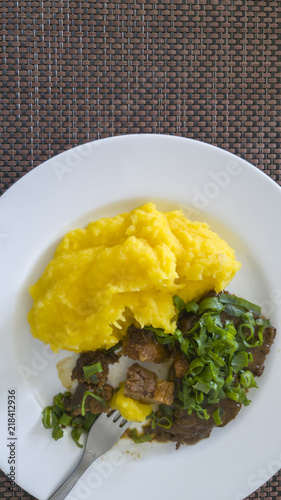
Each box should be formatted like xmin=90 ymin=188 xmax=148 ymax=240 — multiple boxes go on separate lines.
xmin=48 ymin=411 xmax=131 ymax=500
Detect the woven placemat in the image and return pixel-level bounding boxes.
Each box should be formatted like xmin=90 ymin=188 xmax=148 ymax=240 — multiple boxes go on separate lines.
xmin=0 ymin=1 xmax=280 ymax=499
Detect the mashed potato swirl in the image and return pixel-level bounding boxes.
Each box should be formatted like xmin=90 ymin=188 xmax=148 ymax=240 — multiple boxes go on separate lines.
xmin=27 ymin=203 xmax=241 ymax=352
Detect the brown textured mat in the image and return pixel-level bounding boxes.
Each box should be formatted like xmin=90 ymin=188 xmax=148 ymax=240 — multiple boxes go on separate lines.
xmin=0 ymin=0 xmax=280 ymax=499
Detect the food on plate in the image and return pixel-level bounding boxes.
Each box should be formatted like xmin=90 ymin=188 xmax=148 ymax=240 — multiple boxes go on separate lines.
xmin=110 ymin=384 xmax=153 ymax=423
xmin=30 ymin=203 xmax=274 ymax=448
xmin=144 ymin=291 xmax=276 ymax=447
xmin=27 ymin=203 xmax=241 ymax=352
xmin=124 ymin=363 xmax=175 ymax=405
xmin=122 ymin=325 xmax=170 ymax=363
xmin=41 ymin=291 xmax=275 ymax=448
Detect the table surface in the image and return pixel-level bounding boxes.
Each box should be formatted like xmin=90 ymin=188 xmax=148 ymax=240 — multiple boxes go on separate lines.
xmin=0 ymin=1 xmax=281 ymax=499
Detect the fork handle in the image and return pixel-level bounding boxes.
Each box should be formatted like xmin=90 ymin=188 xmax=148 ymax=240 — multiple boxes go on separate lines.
xmin=48 ymin=450 xmax=98 ymax=500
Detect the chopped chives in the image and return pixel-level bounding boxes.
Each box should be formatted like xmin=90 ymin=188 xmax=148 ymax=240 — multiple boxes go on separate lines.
xmin=219 ymin=292 xmax=261 ymax=315
xmin=83 ymin=362 xmax=103 ymax=380
xmin=212 ymin=408 xmax=223 ymax=426
xmin=71 ymin=427 xmax=85 ymax=448
xmin=52 ymin=423 xmax=64 ymax=441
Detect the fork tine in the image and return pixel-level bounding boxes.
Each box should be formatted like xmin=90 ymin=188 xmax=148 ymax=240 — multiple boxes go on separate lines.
xmin=86 ymin=410 xmax=131 ymax=451
xmin=106 ymin=410 xmax=128 ymax=426
xmin=112 ymin=412 xmax=122 ymax=423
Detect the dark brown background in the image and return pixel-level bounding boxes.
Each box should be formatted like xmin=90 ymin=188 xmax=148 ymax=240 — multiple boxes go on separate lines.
xmin=0 ymin=1 xmax=280 ymax=498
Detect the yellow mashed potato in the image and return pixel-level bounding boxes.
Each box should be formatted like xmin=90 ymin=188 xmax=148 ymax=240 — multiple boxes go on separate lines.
xmin=27 ymin=202 xmax=241 ymax=352
xmin=110 ymin=384 xmax=153 ymax=422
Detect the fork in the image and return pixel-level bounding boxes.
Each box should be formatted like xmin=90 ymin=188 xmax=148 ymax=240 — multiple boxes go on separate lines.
xmin=48 ymin=411 xmax=131 ymax=500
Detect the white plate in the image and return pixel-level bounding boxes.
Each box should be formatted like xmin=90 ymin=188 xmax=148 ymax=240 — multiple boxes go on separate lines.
xmin=1 ymin=134 xmax=281 ymax=500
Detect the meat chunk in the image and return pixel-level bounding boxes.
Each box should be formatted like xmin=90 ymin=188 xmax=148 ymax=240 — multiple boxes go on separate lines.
xmin=63 ymin=383 xmax=113 ymax=416
xmin=72 ymin=349 xmax=119 ymax=388
xmin=154 ymin=380 xmax=175 ymax=406
xmin=177 ymin=313 xmax=199 ymax=335
xmin=122 ymin=325 xmax=170 ymax=363
xmin=124 ymin=363 xmax=156 ymax=402
xmin=173 ymin=350 xmax=189 ymax=378
xmin=124 ymin=363 xmax=174 ymax=405
xmin=148 ymin=398 xmax=241 ymax=447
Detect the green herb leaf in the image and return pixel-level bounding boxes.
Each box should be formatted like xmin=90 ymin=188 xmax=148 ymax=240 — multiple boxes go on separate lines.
xmin=148 ymin=411 xmax=156 ymax=430
xmin=145 ymin=326 xmax=175 ymax=345
xmin=219 ymin=292 xmax=261 ymax=315
xmin=224 ymin=304 xmax=247 ymax=318
xmin=71 ymin=416 xmax=85 ymax=428
xmin=192 ymin=381 xmax=211 ymax=394
xmin=225 ymin=386 xmax=251 ymax=406
xmin=238 ymin=323 xmax=260 ymax=348
xmin=53 ymin=405 xmax=63 ymax=418
xmin=156 ymin=417 xmax=173 ymax=429
xmin=230 ymin=351 xmax=249 ymax=373
xmin=173 ymin=294 xmax=186 ymax=310
xmin=71 ymin=427 xmax=85 ymax=448
xmin=171 ymin=291 xmax=269 ymax=419
xmin=83 ymin=362 xmax=103 ymax=380
xmin=148 ymin=405 xmax=174 ymax=430
xmin=81 ymin=391 xmax=108 ymax=416
xmin=105 ymin=340 xmax=123 ymax=354
xmin=198 ymin=296 xmax=225 ymax=314
xmin=185 ymin=300 xmax=199 ymax=313
xmin=53 ymin=393 xmax=66 ymax=411
xmin=156 ymin=334 xmax=175 ymax=345
xmin=207 ymin=349 xmax=225 ymax=367
xmin=240 ymin=371 xmax=258 ymax=389
xmin=130 ymin=429 xmax=153 ymax=444
xmin=212 ymin=407 xmax=223 ymax=426
xmin=82 ymin=412 xmax=99 ymax=431
xmin=42 ymin=406 xmax=58 ymax=429
xmin=189 ymin=358 xmax=205 ymax=376
xmin=52 ymin=423 xmax=64 ymax=441
xmin=59 ymin=412 xmax=73 ymax=427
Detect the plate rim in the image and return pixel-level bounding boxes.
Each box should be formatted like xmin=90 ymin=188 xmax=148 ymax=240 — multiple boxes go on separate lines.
xmin=1 ymin=133 xmax=281 ymax=500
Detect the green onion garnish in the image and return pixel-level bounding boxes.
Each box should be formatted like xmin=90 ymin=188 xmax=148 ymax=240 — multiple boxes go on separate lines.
xmin=147 ymin=406 xmax=174 ymax=430
xmin=166 ymin=291 xmax=269 ymax=419
xmin=225 ymin=386 xmax=251 ymax=406
xmin=105 ymin=340 xmax=123 ymax=354
xmin=198 ymin=296 xmax=225 ymax=314
xmin=83 ymin=362 xmax=103 ymax=380
xmin=189 ymin=358 xmax=205 ymax=376
xmin=145 ymin=326 xmax=175 ymax=345
xmin=81 ymin=391 xmax=108 ymax=416
xmin=59 ymin=413 xmax=73 ymax=427
xmin=185 ymin=300 xmax=199 ymax=313
xmin=42 ymin=406 xmax=58 ymax=429
xmin=71 ymin=412 xmax=99 ymax=431
xmin=230 ymin=351 xmax=249 ymax=373
xmin=71 ymin=427 xmax=85 ymax=448
xmin=173 ymin=294 xmax=186 ymax=310
xmin=82 ymin=412 xmax=99 ymax=431
xmin=130 ymin=429 xmax=153 ymax=443
xmin=53 ymin=393 xmax=66 ymax=411
xmin=240 ymin=371 xmax=258 ymax=389
xmin=155 ymin=417 xmax=173 ymax=429
xmin=212 ymin=408 xmax=223 ymax=426
xmin=52 ymin=423 xmax=64 ymax=441
xmin=219 ymin=292 xmax=261 ymax=315
xmin=71 ymin=416 xmax=85 ymax=428
xmin=52 ymin=392 xmax=69 ymax=418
